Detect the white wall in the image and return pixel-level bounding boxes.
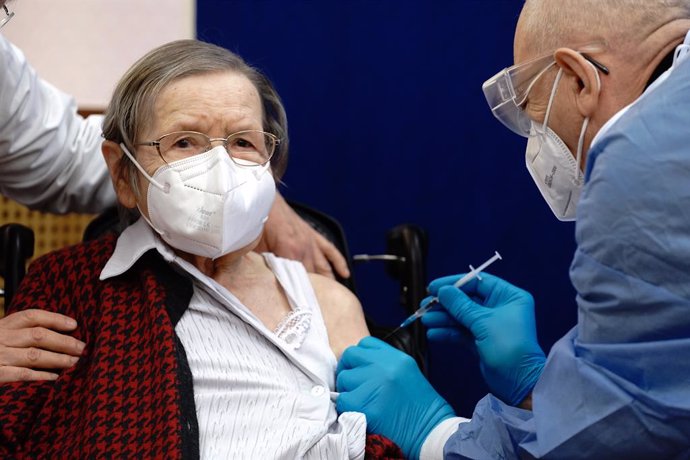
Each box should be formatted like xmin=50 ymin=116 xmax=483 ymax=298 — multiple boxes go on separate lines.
xmin=3 ymin=0 xmax=195 ymax=110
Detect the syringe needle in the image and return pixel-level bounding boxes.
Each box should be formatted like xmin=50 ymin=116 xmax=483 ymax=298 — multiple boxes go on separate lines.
xmin=382 ymin=325 xmax=404 ymax=341
xmin=382 ymin=298 xmax=439 ymax=340
xmin=382 ymin=251 xmax=502 ymax=341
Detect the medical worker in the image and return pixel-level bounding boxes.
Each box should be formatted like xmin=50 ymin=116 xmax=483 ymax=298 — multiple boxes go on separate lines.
xmin=336 ymin=0 xmax=690 ymax=458
xmin=0 ymin=2 xmax=348 ymax=383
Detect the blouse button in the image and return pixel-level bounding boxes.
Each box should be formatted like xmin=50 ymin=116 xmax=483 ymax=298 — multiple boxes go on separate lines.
xmin=310 ymin=385 xmax=325 ymax=397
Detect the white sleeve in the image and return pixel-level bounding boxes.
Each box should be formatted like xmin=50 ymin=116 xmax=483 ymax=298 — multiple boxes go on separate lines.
xmin=0 ymin=34 xmax=116 ymax=214
xmin=419 ymin=416 xmax=470 ymax=460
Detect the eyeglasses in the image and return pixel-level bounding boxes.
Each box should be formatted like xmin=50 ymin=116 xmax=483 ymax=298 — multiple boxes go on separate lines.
xmin=482 ymin=46 xmax=609 ymax=137
xmin=137 ymin=130 xmax=281 ymax=166
xmin=0 ymin=5 xmax=15 ymax=29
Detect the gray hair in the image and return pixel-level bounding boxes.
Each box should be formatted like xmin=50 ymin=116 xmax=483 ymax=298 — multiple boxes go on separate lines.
xmin=102 ymin=39 xmax=289 ymax=201
xmin=520 ymin=0 xmax=690 ymax=55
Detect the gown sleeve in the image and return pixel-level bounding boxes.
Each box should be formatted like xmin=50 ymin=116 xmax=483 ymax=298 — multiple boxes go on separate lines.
xmin=0 ymin=35 xmax=115 ymax=214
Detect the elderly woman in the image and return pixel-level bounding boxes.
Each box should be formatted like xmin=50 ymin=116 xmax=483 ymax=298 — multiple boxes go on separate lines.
xmin=0 ymin=40 xmax=400 ymax=459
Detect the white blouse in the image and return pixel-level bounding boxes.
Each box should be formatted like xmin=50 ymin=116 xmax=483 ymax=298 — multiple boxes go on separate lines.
xmin=101 ymin=220 xmax=366 ymax=459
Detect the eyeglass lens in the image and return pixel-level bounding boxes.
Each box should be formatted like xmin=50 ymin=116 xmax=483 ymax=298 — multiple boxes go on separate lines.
xmin=157 ymin=131 xmax=275 ymax=165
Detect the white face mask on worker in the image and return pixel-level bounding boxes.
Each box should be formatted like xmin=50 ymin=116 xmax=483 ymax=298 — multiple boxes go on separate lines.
xmin=525 ymin=119 xmax=586 ymax=221
xmin=525 ymin=65 xmax=599 ymax=221
xmin=121 ymin=144 xmax=276 ymax=259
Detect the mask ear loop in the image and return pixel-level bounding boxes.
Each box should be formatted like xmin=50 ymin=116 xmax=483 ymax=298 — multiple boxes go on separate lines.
xmin=119 ymin=143 xmax=170 ymax=237
xmin=541 ymin=68 xmax=563 ymax=133
xmin=120 ymin=143 xmax=168 ymax=192
xmin=519 ymin=60 xmax=557 ymax=115
xmin=674 ymin=39 xmax=690 ymax=64
xmin=574 ymin=62 xmax=602 ymax=183
xmin=252 ymin=161 xmax=272 ymax=180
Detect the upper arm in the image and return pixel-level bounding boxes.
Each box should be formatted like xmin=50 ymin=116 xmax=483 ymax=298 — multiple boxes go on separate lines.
xmin=309 ymin=274 xmax=369 ymax=359
xmin=0 ymin=37 xmax=114 ymax=213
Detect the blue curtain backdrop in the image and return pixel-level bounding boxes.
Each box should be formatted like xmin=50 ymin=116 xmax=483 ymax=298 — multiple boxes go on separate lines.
xmin=197 ymin=0 xmax=578 ymax=415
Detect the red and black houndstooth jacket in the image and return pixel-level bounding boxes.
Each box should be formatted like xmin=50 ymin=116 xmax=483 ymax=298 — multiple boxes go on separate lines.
xmin=0 ymin=234 xmax=403 ymax=459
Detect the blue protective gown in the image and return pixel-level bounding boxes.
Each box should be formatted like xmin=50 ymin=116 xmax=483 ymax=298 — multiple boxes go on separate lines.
xmin=445 ymin=39 xmax=690 ymax=459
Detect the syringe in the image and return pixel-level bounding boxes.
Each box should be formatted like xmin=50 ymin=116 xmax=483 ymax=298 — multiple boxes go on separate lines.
xmin=383 ymin=251 xmax=502 ymax=340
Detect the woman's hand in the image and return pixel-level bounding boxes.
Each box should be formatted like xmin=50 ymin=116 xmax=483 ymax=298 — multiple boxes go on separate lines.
xmin=257 ymin=193 xmax=350 ymax=279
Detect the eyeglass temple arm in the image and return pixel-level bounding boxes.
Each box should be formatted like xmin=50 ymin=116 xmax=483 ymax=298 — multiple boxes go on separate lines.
xmin=582 ymin=53 xmax=610 ymax=75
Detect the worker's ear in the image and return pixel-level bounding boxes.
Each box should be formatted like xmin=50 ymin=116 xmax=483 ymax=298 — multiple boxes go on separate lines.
xmin=554 ymin=48 xmax=602 ymax=118
xmin=102 ymin=140 xmax=137 ymax=209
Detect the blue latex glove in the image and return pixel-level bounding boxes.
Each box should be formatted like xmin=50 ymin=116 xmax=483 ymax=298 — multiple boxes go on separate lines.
xmin=421 ymin=272 xmax=546 ymax=406
xmin=336 ymin=336 xmax=455 ymax=460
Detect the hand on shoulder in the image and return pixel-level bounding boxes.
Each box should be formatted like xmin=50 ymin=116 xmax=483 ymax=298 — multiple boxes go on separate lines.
xmin=0 ymin=309 xmax=85 ymax=383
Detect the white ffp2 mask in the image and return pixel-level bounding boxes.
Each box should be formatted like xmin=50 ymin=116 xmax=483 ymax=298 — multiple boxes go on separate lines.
xmin=121 ymin=144 xmax=276 ymax=259
xmin=525 ymin=65 xmax=598 ymax=221
xmin=525 ymin=120 xmax=585 ymax=221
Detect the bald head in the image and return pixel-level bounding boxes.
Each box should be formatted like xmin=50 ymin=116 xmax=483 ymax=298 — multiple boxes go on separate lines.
xmin=517 ymin=0 xmax=690 ymax=58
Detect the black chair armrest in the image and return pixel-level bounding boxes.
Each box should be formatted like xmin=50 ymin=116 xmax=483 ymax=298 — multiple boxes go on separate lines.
xmin=0 ymin=224 xmax=35 ymax=307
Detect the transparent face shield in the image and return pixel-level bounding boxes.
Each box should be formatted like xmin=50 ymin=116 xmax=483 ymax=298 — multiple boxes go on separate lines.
xmin=482 ymin=44 xmax=608 ymax=138
xmin=482 ymin=53 xmax=556 ymax=138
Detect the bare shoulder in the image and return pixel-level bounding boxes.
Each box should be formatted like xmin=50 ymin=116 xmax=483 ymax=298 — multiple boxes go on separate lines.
xmin=308 ymin=274 xmax=369 ymax=359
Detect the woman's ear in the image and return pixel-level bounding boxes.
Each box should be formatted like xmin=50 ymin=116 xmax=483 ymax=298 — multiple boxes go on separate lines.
xmin=554 ymin=48 xmax=602 ymax=117
xmin=102 ymin=140 xmax=137 ymax=209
